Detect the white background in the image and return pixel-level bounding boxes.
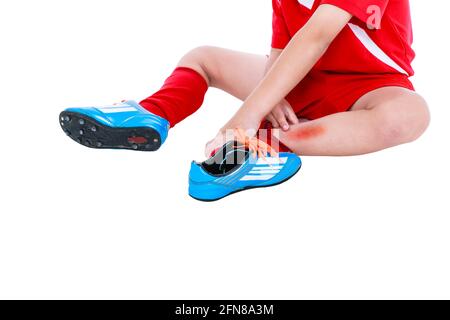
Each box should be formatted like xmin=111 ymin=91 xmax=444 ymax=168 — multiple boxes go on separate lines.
xmin=0 ymin=0 xmax=449 ymax=299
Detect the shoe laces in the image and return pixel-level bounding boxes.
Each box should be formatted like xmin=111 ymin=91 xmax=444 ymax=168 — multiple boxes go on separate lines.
xmin=233 ymin=128 xmax=278 ymax=160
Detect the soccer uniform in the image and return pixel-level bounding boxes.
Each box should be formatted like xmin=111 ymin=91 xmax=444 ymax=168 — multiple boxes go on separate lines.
xmin=140 ymin=0 xmax=417 ymax=153
xmin=62 ymin=0 xmax=420 ymax=158
xmin=270 ymin=0 xmax=415 ymax=120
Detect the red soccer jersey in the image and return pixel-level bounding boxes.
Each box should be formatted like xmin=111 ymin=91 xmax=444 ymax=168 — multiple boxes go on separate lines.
xmin=272 ymin=0 xmax=415 ymax=76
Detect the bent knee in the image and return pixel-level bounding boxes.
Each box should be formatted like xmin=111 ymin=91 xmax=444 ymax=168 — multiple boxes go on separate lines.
xmin=178 ymin=46 xmax=220 ymax=84
xmin=181 ymin=46 xmax=217 ymax=61
xmin=376 ymin=94 xmax=430 ymax=146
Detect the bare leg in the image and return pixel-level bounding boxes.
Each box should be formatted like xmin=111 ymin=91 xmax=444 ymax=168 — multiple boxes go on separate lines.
xmin=176 ymin=46 xmax=267 ymax=100
xmin=279 ymin=87 xmax=430 ymax=156
xmin=170 ymin=48 xmax=430 ymax=156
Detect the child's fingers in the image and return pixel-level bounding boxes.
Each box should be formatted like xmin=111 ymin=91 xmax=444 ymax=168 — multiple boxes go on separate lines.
xmin=273 ymin=108 xmax=290 ymax=131
xmin=205 ymin=132 xmax=231 ymax=158
xmin=205 ymin=140 xmax=215 ymax=158
xmin=266 ymin=113 xmax=279 ymax=128
xmin=284 ymin=105 xmax=299 ymax=125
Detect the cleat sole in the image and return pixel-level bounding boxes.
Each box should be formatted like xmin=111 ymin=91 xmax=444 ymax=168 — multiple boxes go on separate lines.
xmin=59 ymin=111 xmax=162 ymax=152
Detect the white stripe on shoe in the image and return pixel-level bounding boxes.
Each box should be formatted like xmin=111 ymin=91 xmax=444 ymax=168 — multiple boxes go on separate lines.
xmin=98 ymin=107 xmax=138 ymax=114
xmin=240 ymin=175 xmax=276 ymax=181
xmin=249 ymin=170 xmax=281 ymax=175
xmin=255 ymin=157 xmax=288 ymax=166
xmin=251 ymin=165 xmax=283 ymax=171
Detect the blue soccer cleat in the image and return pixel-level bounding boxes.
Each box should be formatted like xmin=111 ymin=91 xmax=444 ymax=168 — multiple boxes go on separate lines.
xmin=59 ymin=100 xmax=170 ymax=151
xmin=189 ymin=141 xmax=302 ymax=201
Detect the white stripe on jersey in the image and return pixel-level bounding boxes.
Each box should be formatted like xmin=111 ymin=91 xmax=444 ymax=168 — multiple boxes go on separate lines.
xmin=298 ymin=0 xmax=315 ymax=10
xmin=348 ymin=23 xmax=408 ymax=75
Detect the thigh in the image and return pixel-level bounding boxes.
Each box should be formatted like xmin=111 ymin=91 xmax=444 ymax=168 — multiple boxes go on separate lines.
xmin=350 ymin=86 xmax=420 ymax=111
xmin=179 ymin=46 xmax=268 ymax=101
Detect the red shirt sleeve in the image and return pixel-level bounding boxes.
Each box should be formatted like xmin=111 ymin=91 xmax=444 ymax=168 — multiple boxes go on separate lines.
xmin=272 ymin=0 xmax=291 ymax=49
xmin=320 ymin=0 xmax=389 ymax=29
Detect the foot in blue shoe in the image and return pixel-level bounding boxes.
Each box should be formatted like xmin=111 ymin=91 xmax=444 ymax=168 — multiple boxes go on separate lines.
xmin=189 ymin=141 xmax=302 ymax=201
xmin=59 ymin=100 xmax=170 ymax=151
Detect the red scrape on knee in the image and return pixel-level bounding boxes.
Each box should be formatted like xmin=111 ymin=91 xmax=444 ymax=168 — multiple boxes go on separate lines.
xmin=288 ymin=125 xmax=326 ymax=140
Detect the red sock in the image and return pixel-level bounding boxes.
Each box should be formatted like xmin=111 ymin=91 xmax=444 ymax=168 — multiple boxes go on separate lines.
xmin=140 ymin=67 xmax=209 ymax=127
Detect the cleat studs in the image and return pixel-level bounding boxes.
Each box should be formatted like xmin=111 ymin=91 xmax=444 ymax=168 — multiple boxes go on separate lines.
xmin=132 ymin=144 xmax=138 ymax=150
xmin=91 ymin=126 xmax=97 ymax=132
xmin=145 ymin=144 xmax=151 ymax=149
xmin=79 ymin=130 xmax=84 ymax=135
xmin=64 ymin=116 xmax=70 ymax=122
xmin=153 ymin=138 xmax=159 ymax=143
xmin=79 ymin=119 xmax=85 ymax=125
xmin=61 ymin=122 xmax=65 ymax=126
xmin=96 ymin=142 xmax=103 ymax=147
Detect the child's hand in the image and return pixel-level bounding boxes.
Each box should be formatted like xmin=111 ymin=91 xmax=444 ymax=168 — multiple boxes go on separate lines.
xmin=205 ymin=112 xmax=261 ymax=157
xmin=265 ymin=99 xmax=299 ymax=131
xmin=205 ymin=132 xmax=228 ymax=158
